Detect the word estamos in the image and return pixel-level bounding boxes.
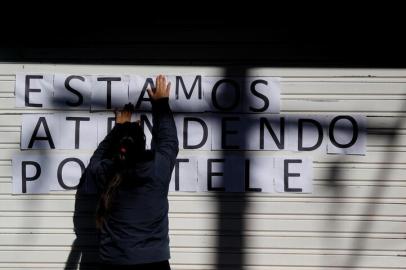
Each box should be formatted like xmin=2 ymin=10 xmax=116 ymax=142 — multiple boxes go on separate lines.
xmin=16 ymin=74 xmax=280 ymax=113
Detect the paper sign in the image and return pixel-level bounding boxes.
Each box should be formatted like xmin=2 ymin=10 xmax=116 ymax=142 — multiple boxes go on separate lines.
xmin=169 ymin=75 xmax=208 ymax=112
xmin=286 ymin=115 xmax=327 ymax=152
xmin=247 ymin=157 xmax=275 ymax=192
xmin=14 ymin=72 xmax=369 ymax=195
xmin=50 ymin=155 xmax=90 ymax=191
xmin=169 ymin=156 xmax=198 ymax=192
xmin=204 ymin=77 xmax=243 ymax=112
xmin=197 ymin=155 xmax=245 ymax=192
xmin=197 ymin=156 xmax=224 ymax=192
xmin=274 ymin=157 xmax=313 ymax=193
xmin=176 ymin=115 xmax=211 ymax=150
xmin=58 ymin=113 xmax=98 ymax=149
xmin=211 ymin=115 xmax=246 ymax=150
xmin=327 ymin=115 xmax=367 ymax=155
xmin=91 ymin=75 xmax=129 ymax=110
xmin=53 ymin=74 xmax=91 ymax=109
xmin=242 ymin=77 xmax=280 ymax=113
xmin=246 ymin=115 xmax=285 ymax=150
xmin=15 ymin=73 xmax=54 ymax=108
xmin=129 ymin=75 xmax=153 ymax=111
xmin=12 ymin=154 xmax=51 ymax=194
xmin=21 ymin=114 xmax=60 ymax=149
xmin=12 ymin=153 xmax=90 ymax=194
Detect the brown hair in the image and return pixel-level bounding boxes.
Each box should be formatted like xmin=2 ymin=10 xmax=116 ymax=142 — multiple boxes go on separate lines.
xmin=96 ymin=172 xmax=123 ymax=229
xmin=95 ymin=124 xmax=146 ymax=230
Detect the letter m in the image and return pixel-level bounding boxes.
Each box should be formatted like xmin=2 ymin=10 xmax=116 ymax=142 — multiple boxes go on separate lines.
xmin=176 ymin=75 xmax=202 ymax=99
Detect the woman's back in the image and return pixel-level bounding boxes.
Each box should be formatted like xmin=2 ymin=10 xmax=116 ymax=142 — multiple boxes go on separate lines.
xmin=98 ymin=159 xmax=172 ymax=265
xmin=86 ymin=75 xmax=178 ymax=268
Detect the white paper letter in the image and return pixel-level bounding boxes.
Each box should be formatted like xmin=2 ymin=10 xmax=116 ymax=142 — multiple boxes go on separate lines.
xmin=53 ymin=74 xmax=91 ymax=109
xmin=15 ymin=73 xmax=54 ymax=108
xmin=327 ymin=114 xmax=366 ymax=155
xmin=21 ymin=114 xmax=60 ymax=149
xmin=274 ymin=157 xmax=313 ymax=193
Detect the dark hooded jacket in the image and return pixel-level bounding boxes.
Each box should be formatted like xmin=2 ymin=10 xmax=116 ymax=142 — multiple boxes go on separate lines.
xmin=87 ymin=98 xmax=178 ymax=265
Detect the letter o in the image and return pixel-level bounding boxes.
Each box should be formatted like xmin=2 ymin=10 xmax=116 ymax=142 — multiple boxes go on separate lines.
xmin=211 ymin=79 xmax=240 ymax=111
xmin=329 ymin=116 xmax=358 ymax=148
xmin=57 ymin=158 xmax=85 ymax=190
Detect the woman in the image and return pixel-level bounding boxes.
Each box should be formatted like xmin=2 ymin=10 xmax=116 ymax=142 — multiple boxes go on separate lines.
xmin=87 ymin=75 xmax=178 ymax=269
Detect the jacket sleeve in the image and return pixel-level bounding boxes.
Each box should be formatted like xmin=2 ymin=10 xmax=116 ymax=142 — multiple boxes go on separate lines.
xmin=86 ymin=123 xmax=126 ymax=191
xmin=150 ymin=98 xmax=179 ymax=184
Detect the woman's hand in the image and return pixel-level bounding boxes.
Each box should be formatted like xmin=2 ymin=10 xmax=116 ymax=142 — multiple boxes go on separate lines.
xmin=147 ymin=74 xmax=171 ymax=100
xmin=115 ymin=103 xmax=134 ymax=124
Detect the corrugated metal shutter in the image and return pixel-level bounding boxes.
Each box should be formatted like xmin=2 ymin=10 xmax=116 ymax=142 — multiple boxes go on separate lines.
xmin=0 ymin=64 xmax=405 ymax=269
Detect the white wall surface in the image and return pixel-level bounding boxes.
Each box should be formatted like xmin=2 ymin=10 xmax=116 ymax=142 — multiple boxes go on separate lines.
xmin=0 ymin=63 xmax=406 ymax=269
